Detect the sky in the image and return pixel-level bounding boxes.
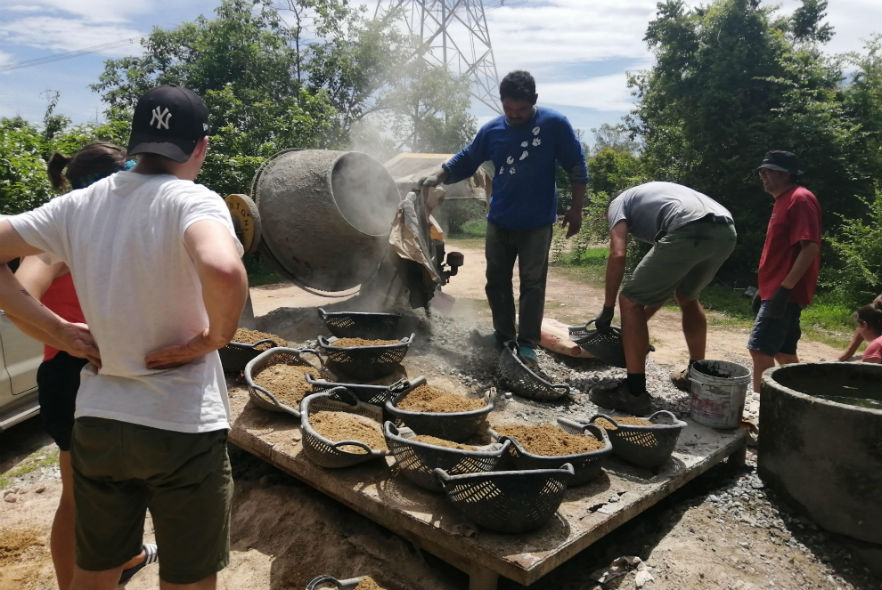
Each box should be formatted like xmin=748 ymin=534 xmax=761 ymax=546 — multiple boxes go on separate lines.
xmin=1 ymin=0 xmax=879 ymax=140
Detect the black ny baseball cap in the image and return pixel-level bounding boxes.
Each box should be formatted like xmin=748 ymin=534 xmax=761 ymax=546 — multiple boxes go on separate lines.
xmin=127 ymin=85 xmax=210 ymax=163
xmin=757 ymin=150 xmax=803 ymax=176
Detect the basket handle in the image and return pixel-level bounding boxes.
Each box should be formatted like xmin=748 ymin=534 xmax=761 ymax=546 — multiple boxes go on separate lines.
xmin=330 ymin=438 xmax=375 ymax=454
xmin=556 ymin=417 xmax=611 ymax=444
xmin=317 ymin=335 xmax=332 ymax=347
xmin=432 ymin=467 xmax=451 ymax=489
xmin=402 ymin=332 xmax=416 ymax=344
xmin=325 ymin=386 xmax=360 ymax=406
xmin=317 ymin=308 xmax=328 ymax=320
xmin=389 ymin=376 xmax=426 ymax=395
xmin=384 ymin=420 xmax=415 ymax=439
xmin=550 ymin=383 xmax=571 ymax=395
xmin=304 ymin=373 xmax=326 ymax=387
xmin=305 ymin=575 xmax=343 ymax=590
xmin=295 ymin=347 xmax=325 ymax=367
xmin=230 ymin=338 xmax=278 ymax=350
xmin=588 ymin=413 xmax=619 ymax=428
xmin=647 ymin=409 xmax=686 ymax=426
xmin=249 ymin=383 xmax=291 ymax=413
xmin=558 ymin=462 xmax=575 ymax=476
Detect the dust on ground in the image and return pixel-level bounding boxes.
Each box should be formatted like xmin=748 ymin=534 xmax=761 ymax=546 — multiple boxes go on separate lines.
xmin=1 ymin=244 xmax=876 ymax=590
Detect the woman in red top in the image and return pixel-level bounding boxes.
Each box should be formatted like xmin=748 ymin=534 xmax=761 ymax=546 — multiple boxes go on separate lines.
xmin=10 ymin=143 xmax=155 ymax=588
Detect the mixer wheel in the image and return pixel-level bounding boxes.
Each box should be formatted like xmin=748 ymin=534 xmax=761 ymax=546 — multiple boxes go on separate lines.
xmin=225 ymin=193 xmax=262 ymax=255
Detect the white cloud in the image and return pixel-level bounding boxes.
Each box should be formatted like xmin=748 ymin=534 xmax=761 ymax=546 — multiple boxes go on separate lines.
xmin=0 ymin=17 xmax=142 ymax=56
xmin=540 ymin=72 xmax=647 ymax=113
xmin=489 ymin=1 xmax=658 ymax=67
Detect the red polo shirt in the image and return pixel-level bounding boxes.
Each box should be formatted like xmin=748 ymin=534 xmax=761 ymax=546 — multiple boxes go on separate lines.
xmin=757 ymin=185 xmax=822 ymax=305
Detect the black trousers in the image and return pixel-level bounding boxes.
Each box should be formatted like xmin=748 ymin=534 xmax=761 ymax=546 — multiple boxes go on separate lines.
xmin=484 ymin=221 xmax=553 ymax=348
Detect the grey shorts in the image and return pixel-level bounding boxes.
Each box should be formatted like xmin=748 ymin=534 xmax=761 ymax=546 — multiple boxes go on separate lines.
xmin=71 ymin=418 xmax=232 ymax=584
xmin=622 ymin=221 xmax=737 ymax=307
xmin=748 ymin=301 xmax=803 ymax=356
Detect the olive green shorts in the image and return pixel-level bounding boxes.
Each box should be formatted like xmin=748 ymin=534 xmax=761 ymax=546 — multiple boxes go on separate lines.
xmin=71 ymin=418 xmax=232 ymax=584
xmin=622 ymin=221 xmax=736 ymax=308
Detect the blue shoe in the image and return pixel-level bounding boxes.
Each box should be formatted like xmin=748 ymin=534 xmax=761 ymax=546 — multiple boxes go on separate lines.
xmin=517 ymin=345 xmax=539 ymax=369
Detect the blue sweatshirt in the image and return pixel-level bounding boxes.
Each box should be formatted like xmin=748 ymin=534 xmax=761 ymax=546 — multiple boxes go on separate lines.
xmin=443 ymin=106 xmax=588 ymax=230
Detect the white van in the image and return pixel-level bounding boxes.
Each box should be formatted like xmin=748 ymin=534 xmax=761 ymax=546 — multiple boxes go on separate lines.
xmin=0 ymin=309 xmax=43 ymax=431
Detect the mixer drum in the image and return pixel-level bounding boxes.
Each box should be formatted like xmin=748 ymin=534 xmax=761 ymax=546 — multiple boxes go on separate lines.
xmin=252 ymin=149 xmax=402 ymax=292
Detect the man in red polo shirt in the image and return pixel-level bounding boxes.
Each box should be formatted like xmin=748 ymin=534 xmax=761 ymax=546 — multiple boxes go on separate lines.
xmin=748 ymin=150 xmax=822 ymax=392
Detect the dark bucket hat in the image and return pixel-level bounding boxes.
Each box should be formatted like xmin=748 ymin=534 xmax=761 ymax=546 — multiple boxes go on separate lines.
xmin=757 ymin=150 xmax=803 ymax=175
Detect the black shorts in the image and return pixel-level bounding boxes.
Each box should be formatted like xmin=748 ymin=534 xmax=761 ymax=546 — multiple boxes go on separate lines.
xmin=37 ymin=352 xmax=88 ymax=451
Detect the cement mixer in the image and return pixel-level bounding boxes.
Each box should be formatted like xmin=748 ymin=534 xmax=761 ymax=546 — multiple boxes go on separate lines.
xmin=225 ymin=149 xmax=478 ymax=310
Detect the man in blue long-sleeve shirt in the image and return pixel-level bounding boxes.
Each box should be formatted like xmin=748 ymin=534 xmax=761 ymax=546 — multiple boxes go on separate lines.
xmin=422 ymin=70 xmax=588 ymax=367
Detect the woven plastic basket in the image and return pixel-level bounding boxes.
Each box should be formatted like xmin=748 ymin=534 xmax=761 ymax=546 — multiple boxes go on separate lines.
xmin=317 ymin=334 xmax=414 ymax=380
xmin=579 ymin=410 xmax=687 ymax=469
xmin=434 ymin=463 xmax=574 ymax=533
xmin=569 ymin=320 xmax=654 ymax=368
xmin=306 ymin=375 xmax=426 ymax=407
xmin=300 ymin=388 xmax=389 ymax=468
xmin=490 ymin=422 xmax=612 ymax=486
xmin=385 ymin=387 xmax=496 ymax=443
xmin=318 ymin=307 xmax=403 ymax=339
xmin=243 ymin=347 xmax=324 ymax=419
xmin=385 ymin=422 xmax=510 ymax=492
xmin=219 ymin=338 xmax=281 ymax=373
xmin=496 ymin=341 xmax=570 ymax=401
xmin=305 ymin=575 xmax=374 ymax=590
xmin=569 ymin=320 xmax=627 ymax=367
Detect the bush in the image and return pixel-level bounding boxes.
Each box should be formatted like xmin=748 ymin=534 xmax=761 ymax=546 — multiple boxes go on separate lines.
xmin=455 ymin=218 xmax=487 ymax=238
xmin=820 ymin=188 xmax=882 ymax=307
xmin=436 ymin=198 xmax=486 ymax=234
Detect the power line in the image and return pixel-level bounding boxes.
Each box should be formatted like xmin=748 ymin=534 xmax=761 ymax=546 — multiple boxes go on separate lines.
xmin=0 ymin=38 xmax=139 ymax=73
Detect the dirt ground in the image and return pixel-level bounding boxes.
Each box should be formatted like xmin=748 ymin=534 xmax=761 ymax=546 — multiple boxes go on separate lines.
xmin=0 ymin=244 xmax=876 ymax=590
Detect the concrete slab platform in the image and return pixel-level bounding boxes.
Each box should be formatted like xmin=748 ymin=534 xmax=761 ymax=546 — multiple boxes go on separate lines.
xmin=227 ymin=386 xmax=746 ymax=589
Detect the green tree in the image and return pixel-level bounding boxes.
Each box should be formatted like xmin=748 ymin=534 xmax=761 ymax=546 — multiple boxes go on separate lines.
xmin=821 ymin=189 xmax=882 ymax=304
xmin=0 ymin=111 xmax=130 ymax=215
xmin=627 ymin=0 xmax=871 ymax=283
xmin=380 ymin=59 xmax=477 ymax=152
xmin=0 ymin=118 xmax=54 ymax=214
xmin=90 ymin=0 xmax=339 ymax=194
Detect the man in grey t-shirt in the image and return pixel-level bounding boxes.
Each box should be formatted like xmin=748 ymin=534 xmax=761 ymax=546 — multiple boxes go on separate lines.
xmin=587 ymin=182 xmax=737 ymax=414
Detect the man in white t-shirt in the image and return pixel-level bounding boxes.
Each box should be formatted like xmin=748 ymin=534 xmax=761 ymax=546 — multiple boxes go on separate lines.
xmin=0 ymin=85 xmax=247 ymax=589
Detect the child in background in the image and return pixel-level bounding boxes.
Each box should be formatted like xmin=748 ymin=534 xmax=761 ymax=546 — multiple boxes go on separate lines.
xmin=852 ymin=299 xmax=882 ymax=363
xmin=838 ymin=293 xmax=882 ymax=361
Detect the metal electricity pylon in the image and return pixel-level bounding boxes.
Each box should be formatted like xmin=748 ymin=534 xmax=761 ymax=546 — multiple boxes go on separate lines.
xmin=376 ymin=1 xmax=502 ymax=113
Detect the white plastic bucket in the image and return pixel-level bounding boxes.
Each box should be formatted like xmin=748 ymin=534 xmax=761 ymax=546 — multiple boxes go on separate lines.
xmin=689 ymin=360 xmax=751 ymax=429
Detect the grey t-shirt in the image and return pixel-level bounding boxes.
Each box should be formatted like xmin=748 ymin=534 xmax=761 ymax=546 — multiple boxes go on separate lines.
xmin=607 ymin=181 xmax=733 ymax=243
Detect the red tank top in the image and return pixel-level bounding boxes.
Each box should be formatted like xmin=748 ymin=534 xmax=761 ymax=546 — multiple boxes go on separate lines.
xmin=40 ymin=273 xmax=86 ymax=361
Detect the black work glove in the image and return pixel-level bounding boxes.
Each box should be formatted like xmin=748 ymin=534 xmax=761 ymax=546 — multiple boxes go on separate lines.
xmin=768 ymin=286 xmax=792 ymax=319
xmin=594 ymin=306 xmax=615 ymax=333
xmin=751 ymin=291 xmax=762 ymax=316
xmin=418 ymin=167 xmax=448 ymax=188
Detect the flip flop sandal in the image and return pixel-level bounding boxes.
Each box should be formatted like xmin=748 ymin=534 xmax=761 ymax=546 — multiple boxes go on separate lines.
xmin=119 ymin=543 xmax=158 ymax=585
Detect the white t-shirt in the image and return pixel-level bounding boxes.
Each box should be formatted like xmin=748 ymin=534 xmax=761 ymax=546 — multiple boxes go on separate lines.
xmin=10 ymin=171 xmax=243 ymax=433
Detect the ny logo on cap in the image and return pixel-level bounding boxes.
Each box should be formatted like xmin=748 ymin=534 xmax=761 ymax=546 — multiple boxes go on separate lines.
xmin=149 ymin=106 xmax=172 ymax=130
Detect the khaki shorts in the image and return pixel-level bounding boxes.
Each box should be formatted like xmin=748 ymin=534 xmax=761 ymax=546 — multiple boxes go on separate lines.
xmin=622 ymin=221 xmax=736 ymax=308
xmin=71 ymin=418 xmax=232 ymax=584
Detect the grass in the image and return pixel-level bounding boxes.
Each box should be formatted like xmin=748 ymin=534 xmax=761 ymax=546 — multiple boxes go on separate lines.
xmin=552 ymin=247 xmax=609 ymax=283
xmin=0 ymin=447 xmax=59 ymax=490
xmin=551 ymin=245 xmax=857 ymax=350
